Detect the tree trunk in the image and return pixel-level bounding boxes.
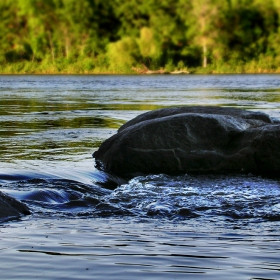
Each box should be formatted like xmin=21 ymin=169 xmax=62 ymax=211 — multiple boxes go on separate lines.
xmin=48 ymin=31 xmax=55 ymax=62
xmin=203 ymin=40 xmax=207 ymax=68
xmin=64 ymin=29 xmax=69 ymax=59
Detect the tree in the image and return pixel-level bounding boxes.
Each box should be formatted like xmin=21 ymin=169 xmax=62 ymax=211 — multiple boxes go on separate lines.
xmin=184 ymin=0 xmax=229 ymax=68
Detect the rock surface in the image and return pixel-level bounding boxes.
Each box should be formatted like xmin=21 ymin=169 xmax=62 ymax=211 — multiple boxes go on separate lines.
xmin=0 ymin=191 xmax=30 ymax=222
xmin=93 ymin=106 xmax=280 ymax=178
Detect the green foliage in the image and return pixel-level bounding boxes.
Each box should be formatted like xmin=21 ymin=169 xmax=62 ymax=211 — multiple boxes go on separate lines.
xmin=0 ymin=0 xmax=280 ymax=73
xmin=107 ymin=37 xmax=140 ymax=73
xmin=138 ymin=27 xmax=158 ymax=59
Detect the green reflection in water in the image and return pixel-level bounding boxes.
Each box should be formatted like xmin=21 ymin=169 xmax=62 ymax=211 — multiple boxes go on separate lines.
xmin=225 ymin=88 xmax=280 ymax=93
xmin=1 ymin=135 xmax=104 ymax=162
xmin=0 ymin=93 xmax=166 ymax=168
xmin=0 ymin=117 xmax=122 ymax=130
xmin=1 ymin=82 xmax=279 ymax=166
xmin=0 ymin=96 xmax=163 ymax=115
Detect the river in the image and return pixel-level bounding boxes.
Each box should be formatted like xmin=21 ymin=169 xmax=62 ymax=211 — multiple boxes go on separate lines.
xmin=0 ymin=74 xmax=280 ymax=279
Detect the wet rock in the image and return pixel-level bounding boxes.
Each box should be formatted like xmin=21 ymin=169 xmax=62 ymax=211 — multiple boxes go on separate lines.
xmin=0 ymin=191 xmax=31 ymax=222
xmin=93 ymin=106 xmax=280 ymax=178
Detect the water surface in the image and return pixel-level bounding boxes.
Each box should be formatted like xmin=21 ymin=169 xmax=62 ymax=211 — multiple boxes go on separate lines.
xmin=0 ymin=74 xmax=280 ymax=279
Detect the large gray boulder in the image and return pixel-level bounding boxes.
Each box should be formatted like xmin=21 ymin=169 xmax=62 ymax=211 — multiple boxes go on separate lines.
xmin=0 ymin=191 xmax=30 ymax=222
xmin=93 ymin=106 xmax=280 ymax=178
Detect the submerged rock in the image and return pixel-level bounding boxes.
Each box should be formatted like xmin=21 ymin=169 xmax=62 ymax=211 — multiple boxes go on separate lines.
xmin=93 ymin=106 xmax=280 ymax=178
xmin=0 ymin=191 xmax=30 ymax=222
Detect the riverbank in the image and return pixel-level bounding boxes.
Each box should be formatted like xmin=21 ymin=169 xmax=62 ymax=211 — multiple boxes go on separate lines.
xmin=1 ymin=60 xmax=280 ymax=75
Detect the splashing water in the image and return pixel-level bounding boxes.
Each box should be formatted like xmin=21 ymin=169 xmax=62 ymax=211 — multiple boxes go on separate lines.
xmin=1 ymin=170 xmax=279 ymax=226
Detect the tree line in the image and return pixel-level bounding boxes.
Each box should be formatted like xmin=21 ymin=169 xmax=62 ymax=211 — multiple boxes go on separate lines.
xmin=1 ymin=0 xmax=280 ymax=74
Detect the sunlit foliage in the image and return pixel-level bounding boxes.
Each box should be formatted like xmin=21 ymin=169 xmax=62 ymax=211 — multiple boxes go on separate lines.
xmin=0 ymin=0 xmax=279 ymax=73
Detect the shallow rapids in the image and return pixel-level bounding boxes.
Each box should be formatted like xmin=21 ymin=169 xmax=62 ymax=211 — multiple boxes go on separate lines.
xmin=1 ymin=170 xmax=279 ymax=226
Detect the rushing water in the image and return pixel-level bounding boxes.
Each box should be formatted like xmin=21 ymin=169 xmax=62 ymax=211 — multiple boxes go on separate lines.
xmin=0 ymin=74 xmax=280 ymax=279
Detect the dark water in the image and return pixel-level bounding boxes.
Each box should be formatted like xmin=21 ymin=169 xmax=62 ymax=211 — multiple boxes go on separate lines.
xmin=0 ymin=75 xmax=280 ymax=279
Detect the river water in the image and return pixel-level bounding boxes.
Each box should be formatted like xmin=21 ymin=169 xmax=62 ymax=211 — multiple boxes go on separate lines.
xmin=0 ymin=74 xmax=280 ymax=279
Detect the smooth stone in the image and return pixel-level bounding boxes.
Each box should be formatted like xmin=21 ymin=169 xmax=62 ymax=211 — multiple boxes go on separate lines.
xmin=0 ymin=191 xmax=30 ymax=222
xmin=93 ymin=106 xmax=280 ymax=178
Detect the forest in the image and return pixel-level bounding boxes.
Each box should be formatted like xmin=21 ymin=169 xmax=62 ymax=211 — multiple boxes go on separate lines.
xmin=1 ymin=0 xmax=280 ymax=74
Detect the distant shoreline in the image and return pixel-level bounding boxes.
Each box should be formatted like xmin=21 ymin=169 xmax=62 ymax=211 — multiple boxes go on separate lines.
xmin=1 ymin=63 xmax=279 ymax=75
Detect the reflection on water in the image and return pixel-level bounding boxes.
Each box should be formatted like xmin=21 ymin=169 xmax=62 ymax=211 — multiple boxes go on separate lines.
xmin=1 ymin=74 xmax=280 ymax=167
xmin=0 ymin=74 xmax=280 ymax=279
xmin=0 ymin=75 xmax=279 ymax=163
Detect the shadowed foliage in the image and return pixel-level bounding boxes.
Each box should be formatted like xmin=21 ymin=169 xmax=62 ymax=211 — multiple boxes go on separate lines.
xmin=0 ymin=0 xmax=280 ymax=73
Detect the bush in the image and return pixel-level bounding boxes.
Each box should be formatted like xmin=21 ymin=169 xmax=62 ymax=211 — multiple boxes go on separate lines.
xmin=107 ymin=37 xmax=140 ymax=73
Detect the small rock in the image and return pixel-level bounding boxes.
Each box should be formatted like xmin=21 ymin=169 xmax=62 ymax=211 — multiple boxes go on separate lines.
xmin=0 ymin=191 xmax=31 ymax=222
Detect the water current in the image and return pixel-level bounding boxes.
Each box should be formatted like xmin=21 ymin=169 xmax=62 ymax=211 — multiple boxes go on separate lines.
xmin=0 ymin=74 xmax=280 ymax=279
